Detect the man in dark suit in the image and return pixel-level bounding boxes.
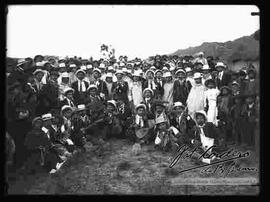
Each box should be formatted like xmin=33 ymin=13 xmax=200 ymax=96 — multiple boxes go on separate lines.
xmin=112 ymin=70 xmax=129 ymax=104
xmin=215 ymin=62 xmax=231 ymax=89
xmin=71 ymin=69 xmax=89 ymax=105
xmin=90 ymin=68 xmax=108 ymax=99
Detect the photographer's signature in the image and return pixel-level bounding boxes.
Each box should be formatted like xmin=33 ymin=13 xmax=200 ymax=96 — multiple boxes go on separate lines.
xmin=169 ymin=144 xmax=258 ymax=176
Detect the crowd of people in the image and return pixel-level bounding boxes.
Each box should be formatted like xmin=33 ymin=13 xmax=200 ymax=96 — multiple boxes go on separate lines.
xmin=6 ymin=48 xmax=260 ymax=174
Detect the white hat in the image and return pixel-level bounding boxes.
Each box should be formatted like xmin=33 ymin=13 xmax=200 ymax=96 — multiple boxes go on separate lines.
xmin=202 ymin=65 xmax=210 ymax=70
xmin=175 ymin=69 xmax=186 ymax=75
xmin=193 ymin=72 xmax=202 ymax=79
xmin=61 ymin=105 xmax=73 ymax=113
xmin=198 ymin=52 xmax=204 ymax=56
xmin=172 ymin=102 xmax=185 ymax=109
xmin=185 ymin=67 xmax=192 ymax=73
xmin=107 ymin=100 xmax=117 ymax=109
xmin=231 ymin=81 xmax=240 ymax=86
xmin=63 ymin=87 xmax=75 ymax=95
xmin=215 ymin=62 xmax=226 ymax=68
xmin=59 ymin=63 xmax=66 ymax=68
xmin=80 ymin=66 xmax=87 ymax=71
xmin=99 ymin=63 xmax=106 ymax=69
xmin=162 ymin=66 xmax=169 ymax=71
xmin=41 ymin=113 xmax=54 ymax=121
xmin=75 ymin=69 xmax=86 ymax=76
xmin=32 ymin=116 xmax=43 ymax=126
xmin=86 ymin=64 xmax=93 ymax=69
xmin=155 ymin=114 xmax=168 ymax=125
xmin=143 ymin=88 xmax=154 ymax=95
xmin=145 ymin=69 xmax=155 ymax=76
xmin=33 ymin=69 xmax=44 ymax=75
xmin=77 ymin=104 xmax=87 ymax=111
xmin=87 ymin=84 xmax=98 ymax=91
xmin=119 ymin=62 xmax=125 ymax=67
xmin=115 ymin=70 xmax=124 ymax=75
xmin=105 ymin=72 xmax=113 ymax=78
xmin=122 ymin=67 xmax=128 ymax=72
xmin=195 ymin=110 xmax=207 ymax=120
xmin=135 ymin=103 xmax=146 ymax=111
xmin=154 ymin=69 xmax=163 ymax=75
xmin=163 ymin=72 xmax=172 ymax=77
xmin=61 ymin=72 xmax=69 ymax=77
xmin=69 ymin=64 xmax=76 ymax=68
xmin=93 ymin=68 xmax=101 ymax=74
xmin=36 ymin=61 xmax=44 ymax=67
xmin=150 ymin=66 xmax=156 ymax=70
xmin=132 ymin=71 xmax=141 ymax=77
xmin=113 ymin=63 xmax=119 ymax=68
xmin=107 ymin=66 xmax=114 ymax=71
xmin=170 ymin=66 xmax=175 ymax=71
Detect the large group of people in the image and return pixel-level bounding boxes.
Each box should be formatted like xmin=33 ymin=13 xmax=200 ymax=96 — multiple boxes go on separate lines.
xmin=6 ymin=47 xmax=259 ymax=174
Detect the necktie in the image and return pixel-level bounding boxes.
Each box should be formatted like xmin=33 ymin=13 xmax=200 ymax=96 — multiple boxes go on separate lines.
xmin=79 ymin=81 xmax=82 ymax=92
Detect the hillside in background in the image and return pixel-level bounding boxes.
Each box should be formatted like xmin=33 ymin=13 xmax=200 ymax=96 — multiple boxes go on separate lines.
xmin=171 ymin=30 xmax=259 ymax=63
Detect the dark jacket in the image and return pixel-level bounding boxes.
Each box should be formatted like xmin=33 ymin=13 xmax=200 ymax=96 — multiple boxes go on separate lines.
xmin=112 ymin=81 xmax=129 ymax=103
xmin=217 ymin=71 xmax=231 ymax=88
xmin=71 ymin=80 xmax=90 ymax=105
xmin=172 ymin=80 xmax=190 ymax=104
xmin=90 ymin=79 xmax=108 ymax=97
xmin=190 ymin=122 xmax=220 ymax=141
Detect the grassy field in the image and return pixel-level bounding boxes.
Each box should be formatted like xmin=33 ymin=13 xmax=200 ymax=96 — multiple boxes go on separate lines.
xmin=7 ymin=139 xmax=260 ymax=195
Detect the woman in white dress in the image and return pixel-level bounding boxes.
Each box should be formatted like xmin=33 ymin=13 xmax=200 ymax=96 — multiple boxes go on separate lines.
xmin=186 ymin=72 xmax=206 ymax=119
xmin=204 ymin=79 xmax=220 ymax=126
xmin=129 ymin=71 xmax=143 ymax=111
xmin=162 ymin=72 xmax=174 ymax=110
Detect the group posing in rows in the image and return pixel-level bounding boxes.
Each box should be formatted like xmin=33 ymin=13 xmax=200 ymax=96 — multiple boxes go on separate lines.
xmin=6 ymin=52 xmax=259 ymax=173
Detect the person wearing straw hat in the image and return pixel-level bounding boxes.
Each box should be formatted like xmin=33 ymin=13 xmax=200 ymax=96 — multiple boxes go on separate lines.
xmin=194 ymin=52 xmax=208 ymax=66
xmin=90 ymin=68 xmax=108 ymax=99
xmin=128 ymin=71 xmax=144 ymax=110
xmin=60 ymin=87 xmax=76 ymax=108
xmin=173 ymin=69 xmax=190 ymax=105
xmin=32 ymin=69 xmax=45 ymax=93
xmin=201 ymin=64 xmax=212 ymax=85
xmin=154 ymin=69 xmax=164 ymax=99
xmin=186 ymin=72 xmax=207 ymax=119
xmin=104 ymin=72 xmax=114 ymax=100
xmin=112 ymin=70 xmax=129 ymax=104
xmin=204 ymin=79 xmax=220 ymax=126
xmin=185 ymin=67 xmax=195 ymax=89
xmin=141 ymin=88 xmax=155 ymax=119
xmin=142 ymin=69 xmax=157 ymax=95
xmin=215 ymin=62 xmax=231 ymax=88
xmin=58 ymin=72 xmax=71 ymax=101
xmin=169 ymin=102 xmax=196 ymax=145
xmin=85 ymin=84 xmax=103 ymax=107
xmin=71 ymin=69 xmax=89 ymax=105
xmin=162 ymin=71 xmax=174 ymax=110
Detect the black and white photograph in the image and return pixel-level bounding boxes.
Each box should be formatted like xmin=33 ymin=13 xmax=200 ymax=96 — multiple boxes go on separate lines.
xmin=5 ymin=5 xmax=260 ymax=195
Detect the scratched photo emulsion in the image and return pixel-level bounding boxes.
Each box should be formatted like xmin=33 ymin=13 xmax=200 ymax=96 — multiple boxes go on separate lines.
xmin=5 ymin=5 xmax=260 ymax=195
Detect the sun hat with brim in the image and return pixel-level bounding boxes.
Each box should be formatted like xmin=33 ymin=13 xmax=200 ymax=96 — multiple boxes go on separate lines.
xmin=86 ymin=64 xmax=93 ymax=69
xmin=163 ymin=72 xmax=172 ymax=78
xmin=76 ymin=104 xmax=87 ymax=111
xmin=231 ymin=81 xmax=240 ymax=87
xmin=194 ymin=61 xmax=203 ymax=65
xmin=175 ymin=69 xmax=186 ymax=75
xmin=105 ymin=73 xmax=113 ymax=78
xmin=195 ymin=110 xmax=207 ymax=121
xmin=132 ymin=71 xmax=141 ymax=77
xmin=99 ymin=63 xmax=106 ymax=69
xmin=155 ymin=114 xmax=168 ymax=125
xmin=185 ymin=67 xmax=193 ymax=73
xmin=150 ymin=66 xmax=156 ymax=70
xmin=69 ymin=64 xmax=77 ymax=68
xmin=32 ymin=116 xmax=43 ymax=126
xmin=61 ymin=105 xmax=73 ymax=114
xmin=202 ymin=65 xmax=210 ymax=70
xmin=17 ymin=59 xmax=28 ymax=67
xmin=193 ymin=72 xmax=203 ymax=79
xmin=115 ymin=70 xmax=124 ymax=75
xmin=162 ymin=67 xmax=169 ymax=71
xmin=41 ymin=113 xmax=54 ymax=121
xmin=145 ymin=70 xmax=155 ymax=76
xmin=107 ymin=66 xmax=114 ymax=71
xmin=107 ymin=100 xmax=117 ymax=109
xmin=143 ymin=88 xmax=154 ymax=96
xmin=33 ymin=69 xmax=44 ymax=75
xmin=87 ymin=84 xmax=98 ymax=91
xmin=135 ymin=103 xmax=146 ymax=111
xmin=215 ymin=62 xmax=226 ymax=68
xmin=93 ymin=68 xmax=101 ymax=74
xmin=75 ymin=69 xmax=86 ymax=76
xmin=59 ymin=63 xmax=66 ymax=68
xmin=172 ymin=102 xmax=185 ymax=109
xmin=64 ymin=87 xmax=75 ymax=95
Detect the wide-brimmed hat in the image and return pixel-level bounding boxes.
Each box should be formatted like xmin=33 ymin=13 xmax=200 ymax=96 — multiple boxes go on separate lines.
xmin=64 ymin=87 xmax=75 ymax=95
xmin=145 ymin=69 xmax=155 ymax=76
xmin=107 ymin=66 xmax=114 ymax=71
xmin=215 ymin=62 xmax=226 ymax=68
xmin=155 ymin=114 xmax=168 ymax=125
xmin=115 ymin=70 xmax=124 ymax=75
xmin=135 ymin=103 xmax=146 ymax=111
xmin=41 ymin=113 xmax=54 ymax=121
xmin=154 ymin=69 xmax=163 ymax=75
xmin=59 ymin=63 xmax=66 ymax=68
xmin=105 ymin=72 xmax=113 ymax=78
xmin=193 ymin=72 xmax=203 ymax=79
xmin=75 ymin=69 xmax=86 ymax=76
xmin=175 ymin=69 xmax=186 ymax=75
xmin=195 ymin=110 xmax=207 ymax=120
xmin=61 ymin=105 xmax=73 ymax=114
xmin=132 ymin=71 xmax=141 ymax=77
xmin=69 ymin=64 xmax=77 ymax=68
xmin=86 ymin=64 xmax=93 ymax=69
xmin=93 ymin=68 xmax=101 ymax=74
xmin=99 ymin=63 xmax=106 ymax=69
xmin=185 ymin=67 xmax=193 ymax=73
xmin=32 ymin=116 xmax=43 ymax=126
xmin=61 ymin=72 xmax=69 ymax=78
xmin=107 ymin=100 xmax=117 ymax=109
xmin=202 ymin=65 xmax=210 ymax=70
xmin=172 ymin=102 xmax=185 ymax=109
xmin=33 ymin=69 xmax=44 ymax=76
xmin=231 ymin=81 xmax=240 ymax=87
xmin=76 ymin=104 xmax=87 ymax=111
xmin=143 ymin=88 xmax=154 ymax=96
xmin=87 ymin=84 xmax=98 ymax=91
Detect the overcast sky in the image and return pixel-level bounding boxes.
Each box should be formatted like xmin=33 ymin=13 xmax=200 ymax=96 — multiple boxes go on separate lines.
xmin=7 ymin=5 xmax=259 ymax=60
